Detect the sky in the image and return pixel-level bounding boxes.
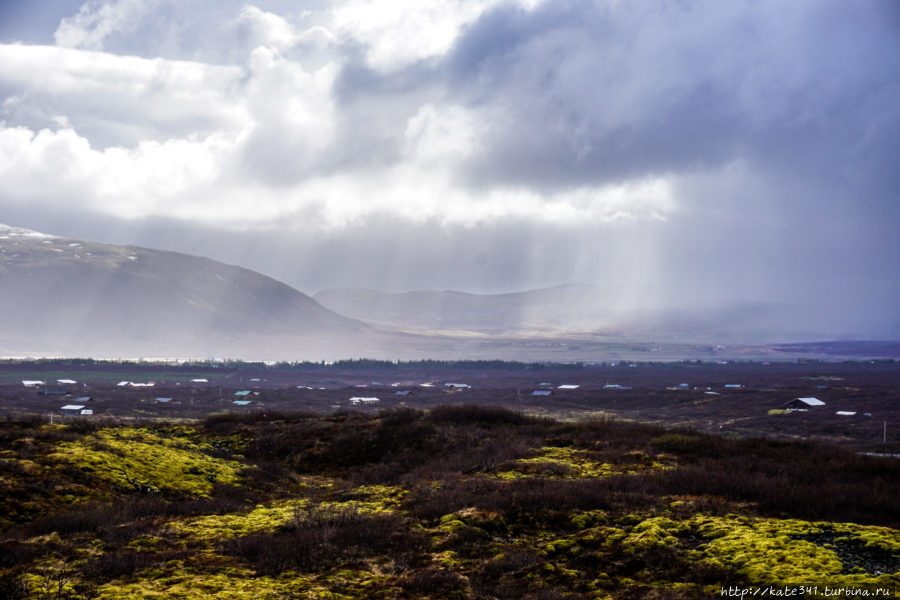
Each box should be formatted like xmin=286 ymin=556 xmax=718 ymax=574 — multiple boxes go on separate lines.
xmin=0 ymin=0 xmax=898 ymax=335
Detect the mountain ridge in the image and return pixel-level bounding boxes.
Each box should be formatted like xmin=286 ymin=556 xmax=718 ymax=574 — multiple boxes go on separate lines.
xmin=313 ymin=284 xmax=884 ymax=344
xmin=3 ymin=224 xmax=896 ymax=361
xmin=0 ymin=224 xmax=372 ymax=359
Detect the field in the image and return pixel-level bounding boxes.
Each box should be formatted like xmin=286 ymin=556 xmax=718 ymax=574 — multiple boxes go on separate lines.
xmin=0 ymin=359 xmax=898 ymax=599
xmin=1 ymin=359 xmax=898 ymax=451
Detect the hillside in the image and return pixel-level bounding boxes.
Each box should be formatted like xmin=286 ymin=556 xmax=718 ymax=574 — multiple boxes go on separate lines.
xmin=313 ymin=284 xmax=603 ymax=335
xmin=2 ymin=224 xmax=895 ymax=363
xmin=0 ymin=225 xmax=371 ymax=359
xmin=313 ymin=285 xmax=844 ymax=343
xmin=0 ymin=408 xmax=897 ymax=599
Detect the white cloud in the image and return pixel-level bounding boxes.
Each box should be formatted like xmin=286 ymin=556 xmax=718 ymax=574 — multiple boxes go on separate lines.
xmin=0 ymin=125 xmax=233 ymax=219
xmin=236 ymin=5 xmax=336 ymax=53
xmin=0 ymin=0 xmax=895 ymax=306
xmin=0 ymin=112 xmax=675 ymax=232
xmin=2 ymin=0 xmax=681 ymax=234
xmin=331 ymin=0 xmax=544 ymax=71
xmin=238 ymin=5 xmax=298 ymax=51
xmin=404 ymin=103 xmax=482 ymax=164
xmin=54 ymin=0 xmax=162 ymax=50
xmin=0 ymin=43 xmax=246 ymax=146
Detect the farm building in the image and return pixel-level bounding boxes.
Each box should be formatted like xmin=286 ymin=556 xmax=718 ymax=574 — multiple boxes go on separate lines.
xmin=60 ymin=404 xmax=85 ymax=416
xmin=350 ymin=397 xmax=380 ymax=405
xmin=444 ymin=383 xmax=471 ymax=391
xmin=38 ymin=389 xmax=69 ymax=396
xmin=603 ymin=384 xmax=631 ymax=390
xmin=784 ymin=397 xmax=826 ymax=409
xmin=75 ymin=396 xmax=94 ymax=403
xmin=154 ymin=397 xmax=174 ymax=404
xmin=724 ymin=384 xmax=744 ymax=389
xmin=532 ymin=390 xmax=552 ymax=396
xmin=835 ymin=411 xmax=857 ymax=416
xmin=557 ymin=384 xmax=580 ymax=390
xmin=57 ymin=379 xmax=77 ymax=385
xmin=22 ymin=380 xmax=45 ymax=387
xmin=232 ymin=400 xmax=253 ymax=406
xmin=395 ymin=390 xmax=412 ymax=396
xmin=234 ymin=390 xmax=252 ymax=397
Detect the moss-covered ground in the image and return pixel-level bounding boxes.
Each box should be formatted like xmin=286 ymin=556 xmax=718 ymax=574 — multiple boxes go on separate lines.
xmin=1 ymin=407 xmax=897 ymax=599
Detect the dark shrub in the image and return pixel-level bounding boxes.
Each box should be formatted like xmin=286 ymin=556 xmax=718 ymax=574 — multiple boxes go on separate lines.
xmin=0 ymin=574 xmax=27 ymax=600
xmin=0 ymin=541 xmax=43 ymax=568
xmin=400 ymin=568 xmax=468 ymax=595
xmin=429 ymin=405 xmax=536 ymax=427
xmin=85 ymin=550 xmax=170 ymax=581
xmin=224 ymin=502 xmax=426 ymax=575
xmin=649 ymin=433 xmax=712 ymax=455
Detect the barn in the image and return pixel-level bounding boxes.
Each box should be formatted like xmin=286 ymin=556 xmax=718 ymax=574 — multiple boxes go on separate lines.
xmin=784 ymin=397 xmax=826 ymax=409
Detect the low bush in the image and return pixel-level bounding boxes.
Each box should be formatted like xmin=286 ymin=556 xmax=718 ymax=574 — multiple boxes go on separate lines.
xmin=429 ymin=405 xmax=538 ymax=427
xmin=23 ymin=495 xmax=246 ymax=538
xmin=399 ymin=568 xmax=468 ymax=596
xmin=223 ymin=502 xmax=426 ymax=574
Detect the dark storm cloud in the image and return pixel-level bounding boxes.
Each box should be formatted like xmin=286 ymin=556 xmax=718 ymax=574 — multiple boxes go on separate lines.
xmin=420 ymin=0 xmax=900 ymax=194
xmin=1 ymin=0 xmax=898 ymax=341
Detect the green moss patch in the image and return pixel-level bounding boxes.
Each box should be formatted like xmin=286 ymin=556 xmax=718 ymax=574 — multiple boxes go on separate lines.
xmin=336 ymin=484 xmax=408 ymax=513
xmin=50 ymin=427 xmax=245 ymax=497
xmin=493 ymin=446 xmax=671 ymax=480
xmin=651 ymin=514 xmax=900 ymax=589
xmin=171 ymin=499 xmax=309 ymax=542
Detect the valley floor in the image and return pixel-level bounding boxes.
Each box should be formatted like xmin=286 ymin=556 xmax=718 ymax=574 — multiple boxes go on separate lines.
xmin=0 ymin=391 xmax=898 ymax=598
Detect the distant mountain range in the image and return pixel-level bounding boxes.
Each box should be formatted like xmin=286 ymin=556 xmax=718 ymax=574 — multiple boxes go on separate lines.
xmin=1 ymin=224 xmax=895 ymax=361
xmin=314 ymin=285 xmax=606 ymax=335
xmin=313 ymin=285 xmax=852 ymax=344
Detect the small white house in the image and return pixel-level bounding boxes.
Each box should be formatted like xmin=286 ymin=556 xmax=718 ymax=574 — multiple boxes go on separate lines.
xmin=22 ymin=380 xmax=45 ymax=387
xmin=557 ymin=384 xmax=580 ymax=390
xmin=350 ymin=397 xmax=380 ymax=406
xmin=60 ymin=404 xmax=85 ymax=416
